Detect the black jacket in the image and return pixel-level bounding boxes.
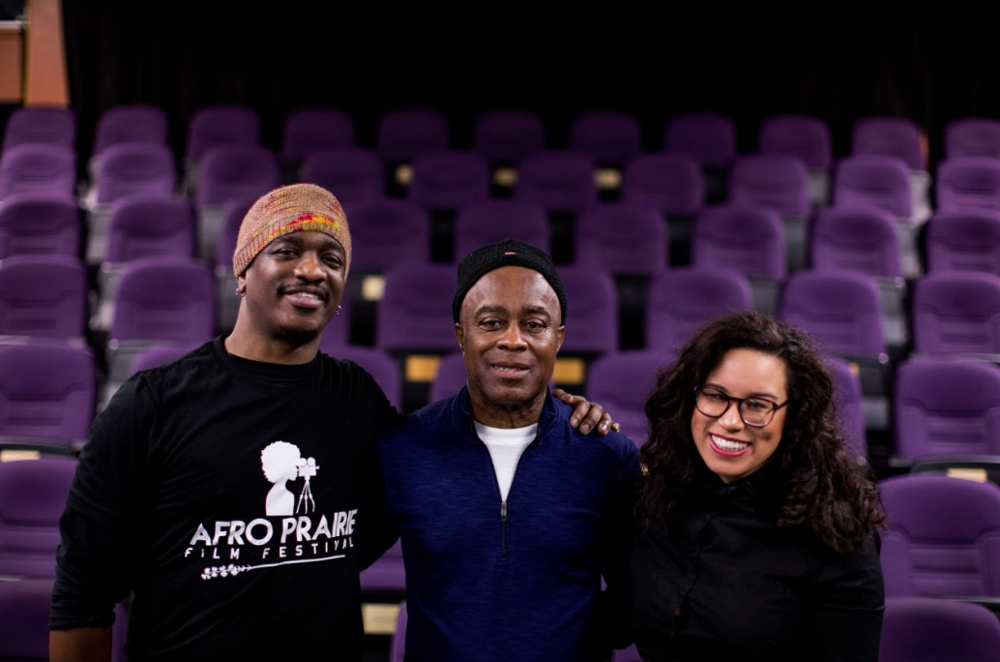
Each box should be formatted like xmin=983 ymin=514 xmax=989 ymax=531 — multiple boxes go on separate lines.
xmin=630 ymin=467 xmax=884 ymax=662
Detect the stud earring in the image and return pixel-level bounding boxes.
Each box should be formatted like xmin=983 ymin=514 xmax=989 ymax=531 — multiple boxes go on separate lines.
xmin=335 ymin=305 xmax=342 ymax=316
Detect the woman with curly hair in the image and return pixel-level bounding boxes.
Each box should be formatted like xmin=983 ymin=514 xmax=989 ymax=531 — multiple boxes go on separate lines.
xmin=630 ymin=311 xmax=885 ymax=661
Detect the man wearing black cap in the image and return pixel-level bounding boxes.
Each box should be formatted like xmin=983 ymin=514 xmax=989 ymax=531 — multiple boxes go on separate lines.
xmin=379 ymin=239 xmax=640 ymax=661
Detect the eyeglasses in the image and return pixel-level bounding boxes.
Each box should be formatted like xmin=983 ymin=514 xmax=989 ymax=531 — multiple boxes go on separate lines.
xmin=694 ymin=386 xmax=789 ymax=428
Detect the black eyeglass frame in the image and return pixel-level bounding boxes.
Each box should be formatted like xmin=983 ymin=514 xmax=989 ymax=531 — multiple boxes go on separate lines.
xmin=693 ymin=385 xmax=789 ymax=428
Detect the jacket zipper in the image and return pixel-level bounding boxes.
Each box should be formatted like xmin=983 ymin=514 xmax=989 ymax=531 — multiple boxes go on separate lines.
xmin=500 ymin=500 xmax=508 ymax=556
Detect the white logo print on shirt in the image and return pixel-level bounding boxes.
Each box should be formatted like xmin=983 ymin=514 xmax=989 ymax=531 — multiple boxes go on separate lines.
xmin=184 ymin=439 xmax=356 ymax=580
xmin=260 ymin=440 xmax=319 ymax=515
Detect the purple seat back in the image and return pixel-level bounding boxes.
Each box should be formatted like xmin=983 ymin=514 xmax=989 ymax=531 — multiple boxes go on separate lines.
xmin=912 ymin=271 xmax=1000 ymax=354
xmin=0 ymin=144 xmax=76 ymax=200
xmin=408 ymin=150 xmax=491 ymax=211
xmin=691 ymin=204 xmax=786 ymax=278
xmin=645 ymin=267 xmax=753 ymax=354
xmin=214 ymin=195 xmax=258 ymax=271
xmin=622 ymin=153 xmax=704 ymax=216
xmin=376 ymin=263 xmax=456 ymax=351
xmin=0 ymin=578 xmax=59 ymax=658
xmin=893 ymin=357 xmax=1000 ymax=459
xmin=574 ymin=203 xmax=667 ymax=276
xmin=428 ymin=352 xmax=467 ymax=403
xmin=0 ymin=342 xmax=95 ymax=441
xmin=473 ymin=110 xmax=545 ymax=164
xmin=281 ymin=107 xmax=355 ymax=162
xmin=129 ymin=342 xmax=201 ymax=376
xmin=851 ymin=116 xmax=926 ymax=171
xmin=329 ymin=345 xmax=402 ymax=411
xmin=93 ymin=104 xmax=168 ymax=156
xmin=811 ymin=206 xmax=902 ymax=278
xmin=779 ymin=269 xmax=886 ymax=357
xmin=0 ymin=192 xmax=81 ymax=258
xmin=833 ymin=154 xmax=914 ymax=219
xmin=94 ymin=143 xmax=176 ymax=205
xmin=0 ymin=457 xmax=78 ymax=578
xmin=301 ymin=148 xmax=384 ymax=206
xmin=936 ymin=156 xmax=1000 ymax=212
xmin=586 ymin=350 xmax=667 ymax=445
xmin=758 ymin=114 xmax=832 ymax=170
xmin=184 ymin=105 xmax=260 ymax=163
xmin=388 ymin=601 xmax=407 ymax=662
xmin=105 ymin=195 xmax=196 ymax=263
xmin=2 ymin=106 xmax=75 ymax=152
xmin=611 ymin=644 xmax=642 ymax=662
xmin=0 ymin=254 xmax=86 ymax=339
xmin=945 ymin=117 xmax=1000 ymax=160
xmin=568 ymin=112 xmax=642 ymax=166
xmin=879 ymin=474 xmax=1000 ymax=597
xmin=453 ymin=200 xmax=549 ymax=260
xmin=880 ymin=597 xmax=1000 ymax=662
xmin=314 ymin=294 xmax=350 ymax=351
xmin=360 ymin=539 xmax=405 ymax=592
xmin=515 ymin=151 xmax=597 ymax=213
xmin=376 ymin=109 xmax=449 ymax=163
xmin=664 ymin=113 xmax=736 ymax=167
xmin=926 ymin=209 xmax=1000 ymax=275
xmin=728 ymin=154 xmax=811 ymax=218
xmin=825 ymin=355 xmax=867 ymax=459
xmin=556 ymin=266 xmax=618 ymax=354
xmin=195 ymin=144 xmax=280 ymax=208
xmin=109 ymin=257 xmax=216 ymax=344
xmin=345 ymin=199 xmax=430 ymax=273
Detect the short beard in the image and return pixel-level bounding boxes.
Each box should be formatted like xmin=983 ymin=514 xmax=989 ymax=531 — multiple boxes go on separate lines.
xmin=276 ymin=325 xmax=322 ymax=347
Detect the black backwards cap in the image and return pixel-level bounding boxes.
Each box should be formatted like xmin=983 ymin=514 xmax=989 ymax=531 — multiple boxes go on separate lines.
xmin=452 ymin=238 xmax=568 ymax=324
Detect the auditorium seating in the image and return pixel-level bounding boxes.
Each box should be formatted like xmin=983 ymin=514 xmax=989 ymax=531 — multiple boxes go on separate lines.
xmin=8 ymin=95 xmax=1000 ymax=661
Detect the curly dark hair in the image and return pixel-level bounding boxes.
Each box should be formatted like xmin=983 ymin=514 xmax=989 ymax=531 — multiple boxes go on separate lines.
xmin=639 ymin=311 xmax=884 ymax=555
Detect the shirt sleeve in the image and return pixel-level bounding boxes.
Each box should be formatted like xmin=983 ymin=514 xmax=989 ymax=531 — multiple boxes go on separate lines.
xmin=50 ymin=376 xmax=155 ymax=630
xmin=809 ymin=532 xmax=885 ymax=662
xmin=598 ymin=439 xmax=642 ymax=649
xmin=355 ymin=367 xmax=401 ymax=570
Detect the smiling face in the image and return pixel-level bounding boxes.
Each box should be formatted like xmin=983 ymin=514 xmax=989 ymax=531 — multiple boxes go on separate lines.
xmin=456 ymin=266 xmax=565 ymax=428
xmin=236 ymin=231 xmax=347 ymax=347
xmin=691 ymin=348 xmax=788 ymax=484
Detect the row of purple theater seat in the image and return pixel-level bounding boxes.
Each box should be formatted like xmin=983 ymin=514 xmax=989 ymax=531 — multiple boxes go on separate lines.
xmin=6 ymin=247 xmax=1000 ymax=360
xmin=4 ymin=263 xmax=1000 ymax=457
xmin=5 ymin=105 xmax=1000 ymax=217
xmin=4 ymin=127 xmax=1000 ymax=222
xmin=3 ymin=187 xmax=1000 ymax=310
xmin=7 ymin=103 xmax=999 ymax=172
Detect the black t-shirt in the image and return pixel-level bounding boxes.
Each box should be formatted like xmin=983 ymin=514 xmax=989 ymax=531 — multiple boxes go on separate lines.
xmin=51 ymin=337 xmax=400 ymax=662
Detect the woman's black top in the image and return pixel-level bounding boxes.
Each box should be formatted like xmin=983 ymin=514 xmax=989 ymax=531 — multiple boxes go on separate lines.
xmin=630 ymin=468 xmax=884 ymax=662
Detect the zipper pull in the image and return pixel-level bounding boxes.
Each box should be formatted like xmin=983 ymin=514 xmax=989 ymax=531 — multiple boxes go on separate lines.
xmin=500 ymin=501 xmax=507 ymax=522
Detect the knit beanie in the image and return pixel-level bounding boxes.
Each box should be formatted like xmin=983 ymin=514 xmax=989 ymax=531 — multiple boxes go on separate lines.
xmin=232 ymin=183 xmax=351 ymax=277
xmin=452 ymin=238 xmax=567 ymax=323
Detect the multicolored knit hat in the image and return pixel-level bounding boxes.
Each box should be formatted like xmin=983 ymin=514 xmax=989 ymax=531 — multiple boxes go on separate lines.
xmin=232 ymin=183 xmax=351 ymax=278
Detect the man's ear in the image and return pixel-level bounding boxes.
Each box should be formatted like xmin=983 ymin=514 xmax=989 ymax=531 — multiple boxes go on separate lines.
xmin=555 ymin=325 xmax=565 ymax=354
xmin=236 ymin=272 xmax=247 ymax=296
xmin=454 ymin=322 xmax=465 ymax=353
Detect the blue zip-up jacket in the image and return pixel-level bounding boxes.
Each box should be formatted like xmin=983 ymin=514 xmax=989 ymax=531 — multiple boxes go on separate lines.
xmin=380 ymin=387 xmax=640 ymax=662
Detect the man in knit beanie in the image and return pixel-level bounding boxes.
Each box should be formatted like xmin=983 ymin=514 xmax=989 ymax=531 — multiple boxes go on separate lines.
xmin=226 ymin=183 xmax=352 ymax=361
xmin=51 ymin=184 xmax=392 ymax=662
xmin=378 ymin=238 xmax=639 ymax=661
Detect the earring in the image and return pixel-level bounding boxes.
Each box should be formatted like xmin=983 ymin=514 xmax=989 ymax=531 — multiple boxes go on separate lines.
xmin=235 ymin=289 xmax=245 ymax=298
xmin=335 ymin=305 xmax=341 ymax=316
